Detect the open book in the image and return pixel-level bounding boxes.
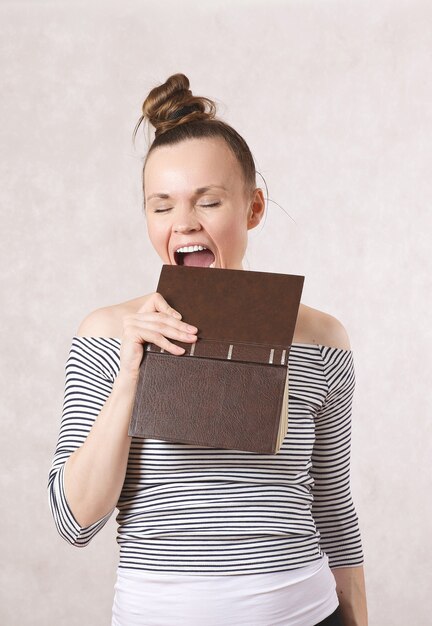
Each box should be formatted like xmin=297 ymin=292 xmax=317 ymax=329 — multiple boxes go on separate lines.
xmin=128 ymin=265 xmax=304 ymax=454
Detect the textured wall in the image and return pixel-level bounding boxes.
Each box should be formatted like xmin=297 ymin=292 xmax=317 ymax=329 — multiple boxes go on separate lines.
xmin=1 ymin=0 xmax=431 ymax=624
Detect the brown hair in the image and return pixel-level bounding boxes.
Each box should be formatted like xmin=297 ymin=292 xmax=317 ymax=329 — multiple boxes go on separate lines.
xmin=133 ymin=73 xmax=258 ymax=204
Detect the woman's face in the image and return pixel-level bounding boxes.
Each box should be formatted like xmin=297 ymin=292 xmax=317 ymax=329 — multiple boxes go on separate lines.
xmin=143 ymin=137 xmax=265 ymax=270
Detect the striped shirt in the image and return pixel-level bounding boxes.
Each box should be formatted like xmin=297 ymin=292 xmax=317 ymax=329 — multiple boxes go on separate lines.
xmin=47 ymin=337 xmax=364 ymax=575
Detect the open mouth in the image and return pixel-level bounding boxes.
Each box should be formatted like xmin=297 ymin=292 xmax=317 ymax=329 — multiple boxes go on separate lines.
xmin=174 ymin=248 xmax=216 ymax=268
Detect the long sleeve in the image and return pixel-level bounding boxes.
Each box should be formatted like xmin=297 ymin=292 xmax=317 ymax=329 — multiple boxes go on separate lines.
xmin=310 ymin=346 xmax=364 ymax=568
xmin=47 ymin=336 xmax=120 ymax=547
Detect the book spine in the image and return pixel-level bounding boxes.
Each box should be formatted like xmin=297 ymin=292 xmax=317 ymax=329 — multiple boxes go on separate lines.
xmin=143 ymin=340 xmax=291 ymax=366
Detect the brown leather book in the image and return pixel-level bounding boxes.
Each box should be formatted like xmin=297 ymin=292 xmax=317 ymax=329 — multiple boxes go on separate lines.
xmin=128 ymin=265 xmax=304 ymax=454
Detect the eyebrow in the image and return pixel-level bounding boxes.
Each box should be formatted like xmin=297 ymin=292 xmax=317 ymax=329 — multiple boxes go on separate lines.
xmin=146 ymin=185 xmax=228 ymax=202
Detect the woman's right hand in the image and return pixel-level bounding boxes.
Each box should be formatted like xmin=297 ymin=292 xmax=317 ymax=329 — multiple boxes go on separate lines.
xmin=119 ymin=292 xmax=198 ymax=380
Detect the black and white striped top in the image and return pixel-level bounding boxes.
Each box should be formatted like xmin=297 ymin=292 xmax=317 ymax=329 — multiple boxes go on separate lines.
xmin=47 ymin=336 xmax=364 ymax=575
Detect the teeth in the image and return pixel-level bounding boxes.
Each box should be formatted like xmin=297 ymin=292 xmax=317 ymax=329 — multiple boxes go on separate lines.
xmin=209 ymin=261 xmax=215 ymax=268
xmin=176 ymin=244 xmax=208 ymax=254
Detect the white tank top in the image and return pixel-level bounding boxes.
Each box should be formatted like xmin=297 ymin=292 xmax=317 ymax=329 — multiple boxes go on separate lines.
xmin=111 ymin=553 xmax=339 ymax=626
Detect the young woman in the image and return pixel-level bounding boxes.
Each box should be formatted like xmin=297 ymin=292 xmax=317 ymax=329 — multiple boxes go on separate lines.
xmin=48 ymin=73 xmax=368 ymax=626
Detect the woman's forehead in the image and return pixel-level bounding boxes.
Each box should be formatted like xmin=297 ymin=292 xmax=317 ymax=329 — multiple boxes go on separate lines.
xmin=144 ymin=138 xmax=242 ymax=191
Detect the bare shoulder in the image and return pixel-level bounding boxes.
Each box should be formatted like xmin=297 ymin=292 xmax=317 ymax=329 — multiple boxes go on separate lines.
xmin=295 ymin=303 xmax=352 ymax=351
xmin=76 ymin=294 xmax=150 ymax=338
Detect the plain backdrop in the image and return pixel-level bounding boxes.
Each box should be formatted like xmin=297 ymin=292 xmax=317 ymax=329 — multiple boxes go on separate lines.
xmin=1 ymin=0 xmax=431 ymax=624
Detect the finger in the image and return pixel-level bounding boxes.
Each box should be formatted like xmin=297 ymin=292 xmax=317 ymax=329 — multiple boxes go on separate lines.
xmin=136 ymin=320 xmax=198 ymax=343
xmin=125 ymin=327 xmax=187 ymax=355
xmin=133 ymin=311 xmax=197 ymax=333
xmin=140 ymin=292 xmax=183 ymax=319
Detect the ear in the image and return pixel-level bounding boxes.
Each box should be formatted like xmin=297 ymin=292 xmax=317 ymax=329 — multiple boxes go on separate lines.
xmin=247 ymin=188 xmax=266 ymax=230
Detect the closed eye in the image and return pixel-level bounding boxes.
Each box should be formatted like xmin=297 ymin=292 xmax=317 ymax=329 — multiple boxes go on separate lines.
xmin=154 ymin=202 xmax=221 ymax=213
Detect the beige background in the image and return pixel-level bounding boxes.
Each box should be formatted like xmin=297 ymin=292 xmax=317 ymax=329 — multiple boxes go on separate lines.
xmin=1 ymin=0 xmax=431 ymax=624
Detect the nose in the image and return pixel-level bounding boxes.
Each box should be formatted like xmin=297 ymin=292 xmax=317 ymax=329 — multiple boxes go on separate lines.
xmin=172 ymin=207 xmax=202 ymax=234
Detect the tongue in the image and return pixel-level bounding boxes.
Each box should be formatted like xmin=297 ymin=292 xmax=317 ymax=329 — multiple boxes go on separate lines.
xmin=182 ymin=249 xmax=215 ymax=267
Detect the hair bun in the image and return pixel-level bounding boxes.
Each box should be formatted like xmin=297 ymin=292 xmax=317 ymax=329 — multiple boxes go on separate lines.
xmin=135 ymin=73 xmax=217 ymax=138
xmin=167 ymin=103 xmax=202 ymax=121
